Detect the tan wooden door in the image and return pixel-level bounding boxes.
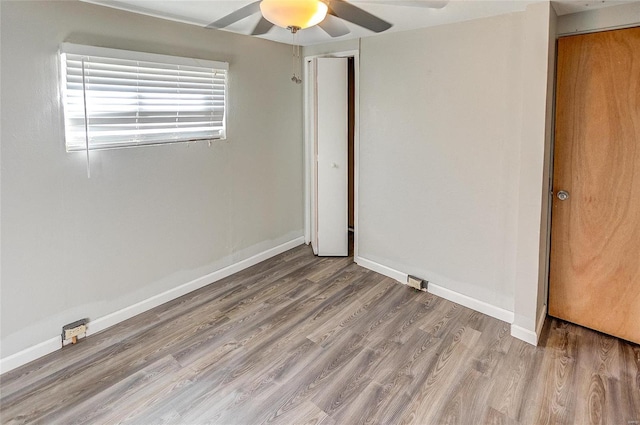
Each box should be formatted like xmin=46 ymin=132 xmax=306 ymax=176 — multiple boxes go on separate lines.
xmin=549 ymin=27 xmax=640 ymax=344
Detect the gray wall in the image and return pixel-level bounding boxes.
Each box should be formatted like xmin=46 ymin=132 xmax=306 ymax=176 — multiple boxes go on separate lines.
xmin=304 ymin=4 xmax=557 ymax=341
xmin=0 ymin=0 xmax=303 ymax=358
xmin=357 ymin=12 xmax=527 ymax=312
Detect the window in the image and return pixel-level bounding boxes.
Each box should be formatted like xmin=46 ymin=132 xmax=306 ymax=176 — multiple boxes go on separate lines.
xmin=60 ymin=43 xmax=228 ymax=151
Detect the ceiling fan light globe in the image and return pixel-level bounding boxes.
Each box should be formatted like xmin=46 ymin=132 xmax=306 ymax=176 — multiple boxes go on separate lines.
xmin=260 ymin=0 xmax=328 ymax=29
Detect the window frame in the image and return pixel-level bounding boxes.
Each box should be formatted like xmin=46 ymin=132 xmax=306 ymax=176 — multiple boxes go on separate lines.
xmin=60 ymin=43 xmax=229 ymax=152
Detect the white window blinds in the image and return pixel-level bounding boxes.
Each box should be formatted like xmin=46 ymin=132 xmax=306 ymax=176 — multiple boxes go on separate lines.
xmin=60 ymin=43 xmax=228 ymax=151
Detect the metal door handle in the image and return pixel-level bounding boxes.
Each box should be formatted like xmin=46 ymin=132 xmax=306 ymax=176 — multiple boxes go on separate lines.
xmin=557 ymin=190 xmax=569 ymax=201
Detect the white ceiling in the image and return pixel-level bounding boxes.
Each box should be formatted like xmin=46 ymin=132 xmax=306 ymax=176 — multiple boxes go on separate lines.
xmin=83 ymin=0 xmax=637 ymax=45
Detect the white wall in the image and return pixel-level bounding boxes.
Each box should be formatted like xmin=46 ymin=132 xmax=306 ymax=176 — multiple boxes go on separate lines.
xmin=512 ymin=2 xmax=556 ymax=344
xmin=357 ymin=12 xmax=527 ymax=313
xmin=302 ymin=4 xmax=556 ymax=342
xmin=0 ymin=1 xmax=303 ymax=359
xmin=557 ymin=1 xmax=640 ymax=36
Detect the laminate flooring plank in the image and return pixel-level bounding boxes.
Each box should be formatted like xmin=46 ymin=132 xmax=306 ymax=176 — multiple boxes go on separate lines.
xmin=222 ymin=275 xmax=366 ymax=362
xmin=375 ymin=328 xmax=440 ymax=388
xmin=168 ymin=260 xmax=344 ymax=372
xmin=152 ymin=245 xmax=317 ymax=322
xmin=0 ymin=309 xmax=163 ymax=398
xmin=120 ymin=361 xmax=233 ymax=425
xmin=230 ymin=269 xmax=381 ymax=357
xmin=263 ymin=400 xmax=334 ymax=425
xmin=486 ymin=337 xmax=543 ymax=423
xmin=419 ymin=301 xmax=468 ymax=338
xmin=306 ymin=256 xmax=354 ymax=283
xmin=341 ymin=282 xmax=428 ymax=346
xmin=346 ymin=329 xmax=441 ymax=424
xmin=619 ymin=342 xmax=640 ymax=425
xmin=572 ymin=328 xmax=620 ymax=425
xmin=527 ymin=320 xmax=579 ymax=425
xmin=0 ymin=305 xmax=228 ymax=422
xmin=432 ymin=368 xmax=491 ymax=425
xmin=2 ymin=245 xmax=640 ymax=425
xmin=39 ymin=355 xmax=190 ymax=425
xmin=471 ymin=319 xmax=512 ymax=378
xmin=330 ymin=380 xmax=413 ymax=425
xmin=165 ymin=316 xmax=326 ymax=420
xmin=310 ymin=346 xmax=378 ymax=418
xmin=482 ymin=407 xmax=519 ymax=425
xmin=202 ymin=330 xmax=366 ymax=425
xmin=369 ymin=292 xmax=443 ymax=346
xmin=173 ymin=337 xmax=323 ymax=424
xmin=306 ymin=274 xmax=390 ymax=344
xmin=158 ymin=248 xmax=320 ymax=317
xmin=399 ymin=324 xmax=482 ymax=424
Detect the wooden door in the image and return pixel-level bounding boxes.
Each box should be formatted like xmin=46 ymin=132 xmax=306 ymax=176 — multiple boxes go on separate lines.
xmin=314 ymin=57 xmax=348 ymax=256
xmin=549 ymin=27 xmax=640 ymax=343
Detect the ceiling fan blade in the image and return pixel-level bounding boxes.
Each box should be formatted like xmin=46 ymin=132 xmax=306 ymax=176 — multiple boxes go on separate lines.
xmin=252 ymin=16 xmax=275 ymax=35
xmin=317 ymin=15 xmax=351 ymax=37
xmin=328 ymin=0 xmax=392 ymax=33
xmin=206 ymin=1 xmax=261 ymax=29
xmin=357 ymin=0 xmax=448 ymax=8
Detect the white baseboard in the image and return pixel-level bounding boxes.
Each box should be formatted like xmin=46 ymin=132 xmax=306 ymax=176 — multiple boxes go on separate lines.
xmin=354 ymin=256 xmax=514 ymax=324
xmin=510 ymin=324 xmax=538 ymax=345
xmin=0 ymin=236 xmax=305 ymax=375
xmin=427 ymin=282 xmax=515 ymax=324
xmin=88 ymin=236 xmax=305 ymax=337
xmin=537 ymin=305 xmax=548 ymax=336
xmin=354 ymin=256 xmax=408 ymax=284
xmin=0 ymin=337 xmax=61 ymax=375
xmin=511 ymin=306 xmax=547 ymax=346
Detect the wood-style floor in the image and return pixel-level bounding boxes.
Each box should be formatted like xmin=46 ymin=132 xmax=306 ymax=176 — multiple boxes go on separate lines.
xmin=1 ymin=244 xmax=639 ymax=424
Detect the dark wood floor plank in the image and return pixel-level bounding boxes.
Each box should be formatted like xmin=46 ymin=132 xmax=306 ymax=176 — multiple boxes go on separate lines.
xmin=1 ymin=244 xmax=639 ymax=425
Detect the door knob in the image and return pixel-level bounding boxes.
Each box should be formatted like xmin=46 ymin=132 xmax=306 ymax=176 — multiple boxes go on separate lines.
xmin=557 ymin=190 xmax=569 ymax=201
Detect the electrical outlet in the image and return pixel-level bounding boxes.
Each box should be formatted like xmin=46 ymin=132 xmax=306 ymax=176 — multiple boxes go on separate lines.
xmin=64 ymin=325 xmax=86 ymax=340
xmin=407 ymin=275 xmax=423 ymax=290
xmin=62 ymin=319 xmax=88 ymax=346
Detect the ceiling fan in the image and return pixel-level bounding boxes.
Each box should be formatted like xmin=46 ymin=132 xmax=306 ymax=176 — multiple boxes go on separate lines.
xmin=206 ymin=0 xmax=449 ymax=38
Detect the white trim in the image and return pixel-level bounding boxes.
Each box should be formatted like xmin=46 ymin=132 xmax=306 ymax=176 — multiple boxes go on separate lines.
xmin=0 ymin=337 xmax=61 ymax=375
xmin=353 ymin=47 xmax=361 ymax=260
xmin=355 ymin=256 xmax=515 ymax=324
xmin=510 ymin=324 xmax=538 ymax=345
xmin=427 ymin=282 xmax=515 ymax=324
xmin=88 ymin=237 xmax=305 ymax=337
xmin=558 ymin=22 xmax=640 ymax=37
xmin=537 ymin=305 xmax=548 ymax=337
xmin=0 ymin=237 xmax=304 ymax=375
xmin=355 ymin=256 xmax=407 ymax=284
xmin=510 ymin=306 xmax=547 ymax=346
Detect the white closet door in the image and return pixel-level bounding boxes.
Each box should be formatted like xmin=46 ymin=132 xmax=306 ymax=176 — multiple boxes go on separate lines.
xmin=314 ymin=57 xmax=348 ymax=256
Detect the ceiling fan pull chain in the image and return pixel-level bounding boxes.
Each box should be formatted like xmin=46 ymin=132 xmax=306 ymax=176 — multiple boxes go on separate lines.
xmin=291 ymin=42 xmax=295 ymax=81
xmin=291 ymin=30 xmax=302 ymax=84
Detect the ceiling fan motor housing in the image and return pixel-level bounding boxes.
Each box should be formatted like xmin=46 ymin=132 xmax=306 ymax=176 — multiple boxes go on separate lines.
xmin=260 ymin=0 xmax=328 ymax=29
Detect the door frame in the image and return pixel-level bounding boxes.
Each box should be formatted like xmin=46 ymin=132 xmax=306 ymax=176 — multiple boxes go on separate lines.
xmin=304 ymin=50 xmax=360 ymax=258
